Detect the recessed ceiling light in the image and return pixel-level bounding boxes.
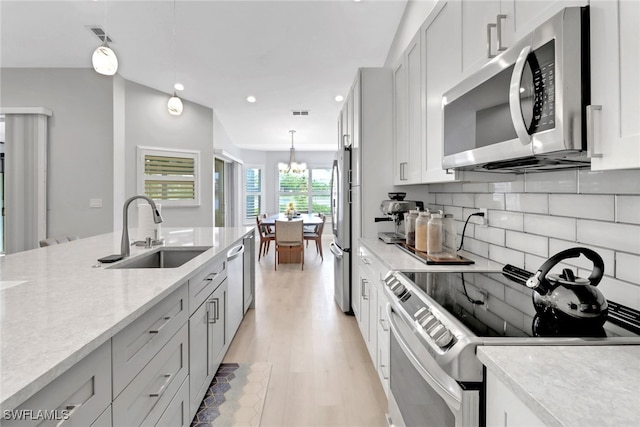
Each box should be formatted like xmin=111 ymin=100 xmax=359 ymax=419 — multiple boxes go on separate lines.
xmin=335 ymin=95 xmax=344 ymax=102
xmin=174 ymin=83 xmax=184 ymax=91
xmin=247 ymin=96 xmax=257 ymax=103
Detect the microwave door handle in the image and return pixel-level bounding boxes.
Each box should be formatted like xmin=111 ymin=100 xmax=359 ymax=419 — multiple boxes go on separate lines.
xmin=509 ymin=45 xmax=532 ymax=146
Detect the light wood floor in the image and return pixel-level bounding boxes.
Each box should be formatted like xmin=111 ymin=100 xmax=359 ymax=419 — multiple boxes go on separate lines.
xmin=224 ymin=235 xmax=388 ymax=426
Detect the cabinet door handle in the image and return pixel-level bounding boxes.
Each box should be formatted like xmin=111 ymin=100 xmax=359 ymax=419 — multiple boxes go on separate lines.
xmin=149 ymin=373 xmax=172 ymax=397
xmin=379 ymin=318 xmax=389 ymax=332
xmin=56 ymin=403 xmax=81 ymax=426
xmin=487 ymin=23 xmax=497 ymax=58
xmin=496 ymin=14 xmax=507 ymax=52
xmin=208 ymin=298 xmax=219 ymax=324
xmin=586 ymin=105 xmax=603 ymax=158
xmin=361 ymin=279 xmax=368 ymax=300
xmin=149 ymin=316 xmax=172 ymax=334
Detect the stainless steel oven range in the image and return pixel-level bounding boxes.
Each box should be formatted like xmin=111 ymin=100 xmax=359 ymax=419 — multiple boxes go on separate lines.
xmin=383 ymin=268 xmax=640 ymax=427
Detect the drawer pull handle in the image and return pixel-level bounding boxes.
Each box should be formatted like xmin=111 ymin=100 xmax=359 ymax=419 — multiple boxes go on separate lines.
xmin=380 ymin=364 xmax=389 ymax=380
xmin=149 ymin=316 xmax=172 ymax=334
xmin=362 ymin=258 xmax=371 ymax=265
xmin=55 ymin=403 xmax=81 ymax=426
xmin=205 ymin=273 xmax=217 ymax=282
xmin=149 ymin=373 xmax=172 ymax=397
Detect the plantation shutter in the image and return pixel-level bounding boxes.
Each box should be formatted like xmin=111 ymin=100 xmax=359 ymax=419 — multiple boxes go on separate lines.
xmin=137 ymin=147 xmax=200 ymax=206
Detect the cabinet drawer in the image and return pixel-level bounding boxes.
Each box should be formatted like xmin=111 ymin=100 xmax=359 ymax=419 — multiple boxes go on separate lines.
xmin=113 ymin=323 xmax=188 ymax=427
xmin=189 ymin=256 xmax=226 ymax=315
xmin=4 ymin=341 xmax=111 ymax=427
xmin=156 ymin=376 xmax=190 ymax=427
xmin=112 ymin=284 xmax=188 ymax=397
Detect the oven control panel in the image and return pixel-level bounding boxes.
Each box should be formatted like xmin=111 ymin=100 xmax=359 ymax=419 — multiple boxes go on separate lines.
xmin=383 ymin=272 xmax=455 ymax=349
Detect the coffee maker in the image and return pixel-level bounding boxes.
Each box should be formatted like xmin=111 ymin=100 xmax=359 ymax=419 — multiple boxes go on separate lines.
xmin=376 ymin=193 xmax=424 ymax=243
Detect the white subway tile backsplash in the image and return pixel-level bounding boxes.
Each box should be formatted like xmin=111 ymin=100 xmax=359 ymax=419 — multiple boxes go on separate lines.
xmin=487 ymin=298 xmax=526 ymax=331
xmin=474 ymin=193 xmax=506 ymax=210
xmin=577 ymin=220 xmax=640 ymax=254
xmin=489 ymin=175 xmax=525 ymax=193
xmin=452 ymin=193 xmax=475 ymax=208
xmin=460 ymin=238 xmax=489 ymax=258
xmin=506 ymin=231 xmax=548 ymax=258
xmin=429 ymin=184 xmax=445 ymax=193
xmin=436 ymin=193 xmax=453 ymax=206
xmin=488 ymin=210 xmax=524 ymax=231
xmin=489 ymin=245 xmax=525 ymax=267
xmin=444 ymin=205 xmax=463 ymax=221
xmin=592 ymin=275 xmax=640 ymax=311
xmin=616 ymin=252 xmax=640 ymax=284
xmin=578 ymin=170 xmax=640 ymax=194
xmin=462 ymin=182 xmax=490 ymax=193
xmin=426 ymin=193 xmax=437 ymax=204
xmin=549 ymin=194 xmax=614 ymax=221
xmin=505 ymin=286 xmax=537 ymax=318
xmin=523 ymin=214 xmax=576 ymax=241
xmin=525 ymin=170 xmax=577 ymax=193
xmin=548 ymin=239 xmax=616 ymax=272
xmin=474 ymin=226 xmax=506 ymax=246
xmin=505 ymin=193 xmax=548 ymax=214
xmin=616 ymin=195 xmax=640 ymax=225
xmin=524 ymin=253 xmax=548 ymax=272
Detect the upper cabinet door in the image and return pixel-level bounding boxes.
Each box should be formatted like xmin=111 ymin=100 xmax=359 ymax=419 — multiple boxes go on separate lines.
xmin=406 ymin=34 xmax=424 ymax=184
xmin=392 ymin=59 xmax=408 ymax=185
xmin=351 ymin=76 xmax=361 ymax=186
xmin=422 ymin=0 xmax=462 ymax=183
xmin=461 ymin=0 xmax=502 ymax=75
xmin=589 ymin=0 xmax=640 ymax=170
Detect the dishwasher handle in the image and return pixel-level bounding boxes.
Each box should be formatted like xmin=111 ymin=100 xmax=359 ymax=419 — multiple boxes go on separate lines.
xmin=329 ymin=241 xmax=343 ymax=259
xmin=227 ymin=244 xmax=245 ymax=261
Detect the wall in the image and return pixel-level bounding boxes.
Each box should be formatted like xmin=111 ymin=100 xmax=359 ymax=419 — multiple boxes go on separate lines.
xmin=416 ymin=169 xmax=640 ymax=310
xmin=124 ymin=80 xmax=215 ymax=228
xmin=0 ymin=68 xmax=114 ymax=238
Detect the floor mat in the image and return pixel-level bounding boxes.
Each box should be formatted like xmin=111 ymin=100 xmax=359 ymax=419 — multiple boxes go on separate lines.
xmin=191 ymin=362 xmax=272 ymax=427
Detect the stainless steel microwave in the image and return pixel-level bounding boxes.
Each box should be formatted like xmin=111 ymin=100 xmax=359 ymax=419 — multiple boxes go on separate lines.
xmin=443 ymin=7 xmax=591 ymax=172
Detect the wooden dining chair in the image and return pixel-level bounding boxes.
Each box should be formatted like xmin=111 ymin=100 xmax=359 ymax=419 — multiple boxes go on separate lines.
xmin=303 ymin=214 xmax=326 ymax=260
xmin=256 ymin=216 xmax=275 ymax=261
xmin=274 ymin=219 xmax=304 ymax=270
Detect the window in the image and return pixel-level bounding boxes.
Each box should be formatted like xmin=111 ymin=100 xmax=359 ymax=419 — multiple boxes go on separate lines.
xmin=137 ymin=146 xmax=200 ymax=206
xmin=278 ymin=167 xmax=331 ymax=215
xmin=244 ymin=166 xmax=264 ymax=222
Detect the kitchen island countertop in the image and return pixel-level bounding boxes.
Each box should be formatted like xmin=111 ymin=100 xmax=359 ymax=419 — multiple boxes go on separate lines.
xmin=359 ymin=237 xmax=503 ymax=272
xmin=0 ymin=226 xmax=253 ymax=410
xmin=478 ymin=345 xmax=640 ymax=427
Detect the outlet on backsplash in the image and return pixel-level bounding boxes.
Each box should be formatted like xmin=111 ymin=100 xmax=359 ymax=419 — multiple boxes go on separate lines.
xmin=479 ymin=208 xmax=488 ymax=227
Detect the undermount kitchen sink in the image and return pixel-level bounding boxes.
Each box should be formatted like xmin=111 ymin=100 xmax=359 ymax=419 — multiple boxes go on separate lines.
xmin=108 ymin=246 xmax=212 ymax=269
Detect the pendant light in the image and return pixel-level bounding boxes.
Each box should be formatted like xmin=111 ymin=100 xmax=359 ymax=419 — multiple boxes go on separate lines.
xmin=278 ymin=130 xmax=307 ymax=173
xmin=92 ymin=0 xmax=118 ymax=75
xmin=167 ymin=0 xmax=183 ymax=115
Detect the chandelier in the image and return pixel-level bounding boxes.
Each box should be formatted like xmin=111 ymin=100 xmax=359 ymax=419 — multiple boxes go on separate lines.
xmin=278 ymin=130 xmax=307 ymax=173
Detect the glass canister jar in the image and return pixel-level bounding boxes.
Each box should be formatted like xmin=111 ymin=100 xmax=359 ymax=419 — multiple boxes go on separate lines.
xmin=415 ymin=211 xmax=430 ymax=252
xmin=443 ymin=213 xmax=457 ymax=254
xmin=427 ymin=211 xmax=444 ymax=255
xmin=405 ymin=209 xmax=419 ymax=247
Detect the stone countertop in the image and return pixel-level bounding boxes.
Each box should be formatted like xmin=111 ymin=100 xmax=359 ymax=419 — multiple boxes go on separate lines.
xmin=0 ymin=226 xmax=253 ymax=410
xmin=478 ymin=345 xmax=640 ymax=427
xmin=359 ymin=238 xmax=503 ymax=272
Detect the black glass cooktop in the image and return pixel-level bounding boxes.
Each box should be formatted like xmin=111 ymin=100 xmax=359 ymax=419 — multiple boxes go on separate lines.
xmin=400 ymin=271 xmax=640 ymax=339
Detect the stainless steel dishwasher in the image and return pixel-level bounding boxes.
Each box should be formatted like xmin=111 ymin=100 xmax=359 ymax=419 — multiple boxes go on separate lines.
xmin=226 ymin=243 xmax=245 ymax=341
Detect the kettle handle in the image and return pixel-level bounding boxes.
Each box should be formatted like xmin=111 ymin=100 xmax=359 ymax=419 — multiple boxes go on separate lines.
xmin=526 ymin=247 xmax=604 ymax=294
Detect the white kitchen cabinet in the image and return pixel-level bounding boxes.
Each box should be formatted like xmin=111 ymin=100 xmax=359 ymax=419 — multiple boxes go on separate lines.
xmin=113 ymin=323 xmax=189 ymax=426
xmin=376 ymin=294 xmax=390 ymax=397
xmin=461 ymin=1 xmax=584 ymax=77
xmin=485 ymin=370 xmax=546 ymax=427
xmin=393 ymin=32 xmax=423 ymax=185
xmin=3 ymin=341 xmax=111 ymax=427
xmin=392 ymin=58 xmax=408 ymax=185
xmin=422 ymin=1 xmax=462 ymax=183
xmin=157 ymin=376 xmax=190 ymax=427
xmin=589 ymin=0 xmax=640 ymax=170
xmin=112 ymin=283 xmax=189 ymax=398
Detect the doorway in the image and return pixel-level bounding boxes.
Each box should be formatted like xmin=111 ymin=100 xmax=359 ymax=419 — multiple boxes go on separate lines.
xmin=214 ymin=157 xmax=239 ymax=227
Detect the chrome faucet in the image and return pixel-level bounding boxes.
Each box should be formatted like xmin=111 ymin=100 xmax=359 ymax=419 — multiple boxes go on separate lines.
xmin=121 ymin=195 xmax=163 ymax=258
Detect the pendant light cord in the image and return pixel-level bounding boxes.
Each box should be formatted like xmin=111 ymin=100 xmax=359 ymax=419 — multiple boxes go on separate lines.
xmin=172 ymin=0 xmax=177 ymax=87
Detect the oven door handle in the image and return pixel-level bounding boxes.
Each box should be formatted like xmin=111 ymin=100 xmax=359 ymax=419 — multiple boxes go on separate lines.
xmin=386 ymin=303 xmax=463 ymax=412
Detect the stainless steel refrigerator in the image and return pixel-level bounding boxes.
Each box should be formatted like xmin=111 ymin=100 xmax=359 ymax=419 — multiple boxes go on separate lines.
xmin=329 ymin=145 xmax=352 ymax=313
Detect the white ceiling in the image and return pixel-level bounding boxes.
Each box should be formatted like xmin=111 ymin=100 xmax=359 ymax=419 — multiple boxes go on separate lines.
xmin=0 ymin=0 xmax=407 ymax=151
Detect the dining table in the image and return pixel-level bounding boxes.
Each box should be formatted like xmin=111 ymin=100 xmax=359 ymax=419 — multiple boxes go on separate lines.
xmin=261 ymin=213 xmax=325 ymax=263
